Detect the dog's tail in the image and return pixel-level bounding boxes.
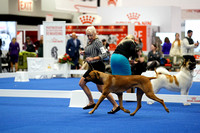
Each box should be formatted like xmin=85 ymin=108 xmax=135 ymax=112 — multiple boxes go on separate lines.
xmin=148 ymin=77 xmax=157 ymax=80
xmin=155 ymin=67 xmax=170 ymax=76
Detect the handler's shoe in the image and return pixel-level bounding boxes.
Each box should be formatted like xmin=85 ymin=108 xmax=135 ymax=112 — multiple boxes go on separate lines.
xmin=107 ymin=106 xmax=120 ymax=114
xmin=83 ymin=103 xmax=96 ymax=110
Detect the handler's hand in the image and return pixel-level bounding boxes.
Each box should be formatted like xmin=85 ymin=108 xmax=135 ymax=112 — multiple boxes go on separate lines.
xmin=80 ymin=50 xmax=85 ymax=55
xmin=86 ymin=57 xmax=94 ymax=62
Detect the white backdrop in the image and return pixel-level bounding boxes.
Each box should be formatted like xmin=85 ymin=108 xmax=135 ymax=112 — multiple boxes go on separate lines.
xmin=97 ymin=6 xmax=181 ymax=33
xmin=43 ymin=21 xmax=66 ymax=59
xmin=55 ymin=0 xmax=97 ymax=13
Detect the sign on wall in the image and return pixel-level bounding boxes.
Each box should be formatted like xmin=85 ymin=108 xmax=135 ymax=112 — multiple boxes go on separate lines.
xmin=43 ymin=21 xmax=66 ymax=59
xmin=97 ymin=6 xmax=181 ymax=33
xmin=78 ymin=14 xmax=102 ymax=25
xmin=66 ymin=25 xmax=129 ymax=51
xmin=18 ymin=0 xmax=33 ymax=12
xmin=134 ymin=26 xmax=147 ymax=51
xmin=116 ymin=12 xmax=152 ymax=25
xmin=134 ymin=25 xmax=159 ymax=51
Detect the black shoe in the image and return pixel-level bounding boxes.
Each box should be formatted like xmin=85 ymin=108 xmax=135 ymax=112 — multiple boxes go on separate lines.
xmin=107 ymin=106 xmax=120 ymax=114
xmin=83 ymin=103 xmax=96 ymax=110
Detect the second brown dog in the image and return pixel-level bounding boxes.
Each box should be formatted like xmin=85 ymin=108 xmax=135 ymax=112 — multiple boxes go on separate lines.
xmin=84 ymin=70 xmax=170 ymax=116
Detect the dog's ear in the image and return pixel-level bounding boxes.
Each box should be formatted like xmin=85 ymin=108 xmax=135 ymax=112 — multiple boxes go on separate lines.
xmin=182 ymin=59 xmax=187 ymax=67
xmin=94 ymin=71 xmax=103 ymax=85
xmin=94 ymin=72 xmax=100 ymax=80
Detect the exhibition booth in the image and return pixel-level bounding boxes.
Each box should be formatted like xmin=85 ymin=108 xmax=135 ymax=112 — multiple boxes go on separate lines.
xmin=0 ymin=5 xmax=200 ymax=81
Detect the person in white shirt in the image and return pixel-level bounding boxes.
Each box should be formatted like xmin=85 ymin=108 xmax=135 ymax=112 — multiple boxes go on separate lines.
xmin=182 ymin=30 xmax=199 ymax=65
xmin=170 ymin=33 xmax=182 ymax=57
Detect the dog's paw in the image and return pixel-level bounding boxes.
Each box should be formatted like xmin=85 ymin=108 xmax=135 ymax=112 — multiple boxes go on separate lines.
xmin=147 ymin=101 xmax=154 ymax=105
xmin=165 ymin=108 xmax=170 ymax=113
xmin=89 ymin=111 xmax=94 ymax=114
xmin=183 ymin=102 xmax=191 ymax=106
xmin=124 ymin=109 xmax=130 ymax=113
xmin=130 ymin=112 xmax=135 ymax=116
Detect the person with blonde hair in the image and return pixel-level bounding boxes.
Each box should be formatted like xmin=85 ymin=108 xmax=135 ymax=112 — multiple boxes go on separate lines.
xmin=155 ymin=36 xmax=162 ymax=55
xmin=169 ymin=33 xmax=182 ymax=56
xmin=79 ymin=26 xmax=120 ymax=114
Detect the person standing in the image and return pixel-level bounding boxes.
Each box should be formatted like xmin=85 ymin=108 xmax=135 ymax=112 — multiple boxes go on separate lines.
xmin=155 ymin=36 xmax=163 ymax=55
xmin=79 ymin=26 xmax=120 ymax=114
xmin=102 ymin=39 xmax=110 ymax=64
xmin=182 ymin=30 xmax=199 ymax=64
xmin=162 ymin=37 xmax=171 ymax=55
xmin=25 ymin=37 xmax=35 ymax=52
xmin=37 ymin=35 xmax=43 ymax=57
xmin=66 ymin=32 xmax=81 ymax=69
xmin=135 ymin=37 xmax=143 ymax=49
xmin=102 ymin=39 xmax=110 ymax=50
xmin=170 ymin=33 xmax=182 ymax=56
xmin=9 ymin=38 xmax=20 ymax=72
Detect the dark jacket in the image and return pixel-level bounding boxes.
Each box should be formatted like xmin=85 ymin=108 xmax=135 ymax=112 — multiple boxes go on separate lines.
xmin=26 ymin=44 xmax=35 ymax=52
xmin=38 ymin=43 xmax=43 ymax=57
xmin=114 ymin=40 xmax=137 ymax=59
xmin=66 ymin=38 xmax=81 ymax=57
xmin=148 ymin=50 xmax=162 ymax=62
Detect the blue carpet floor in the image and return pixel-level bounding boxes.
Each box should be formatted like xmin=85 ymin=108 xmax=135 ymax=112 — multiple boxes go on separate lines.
xmin=0 ymin=78 xmax=96 ymax=91
xmin=0 ymin=97 xmax=200 ymax=133
xmin=0 ymin=78 xmax=200 ymax=133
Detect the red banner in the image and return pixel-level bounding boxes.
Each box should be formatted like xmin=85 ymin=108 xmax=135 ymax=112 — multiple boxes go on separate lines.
xmin=66 ymin=25 xmax=128 ymax=51
xmin=134 ymin=26 xmax=147 ymax=51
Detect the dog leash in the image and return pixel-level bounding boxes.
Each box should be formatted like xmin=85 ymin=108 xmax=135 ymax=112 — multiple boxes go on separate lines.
xmin=86 ymin=61 xmax=94 ymax=70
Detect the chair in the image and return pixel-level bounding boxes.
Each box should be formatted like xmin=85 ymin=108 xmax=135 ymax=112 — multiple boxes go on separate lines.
xmin=164 ymin=56 xmax=173 ymax=70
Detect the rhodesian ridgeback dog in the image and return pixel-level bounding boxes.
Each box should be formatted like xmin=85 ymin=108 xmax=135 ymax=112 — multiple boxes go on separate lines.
xmin=84 ymin=70 xmax=170 ymax=116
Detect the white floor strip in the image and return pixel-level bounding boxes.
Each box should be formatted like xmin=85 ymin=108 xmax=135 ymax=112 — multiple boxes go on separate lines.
xmin=0 ymin=89 xmax=200 ymax=105
xmin=0 ymin=89 xmax=72 ymax=98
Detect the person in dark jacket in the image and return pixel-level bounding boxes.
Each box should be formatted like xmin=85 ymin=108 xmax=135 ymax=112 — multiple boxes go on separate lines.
xmin=66 ymin=32 xmax=81 ymax=69
xmin=111 ymin=34 xmax=142 ymax=93
xmin=147 ymin=44 xmax=162 ymax=70
xmin=37 ymin=35 xmax=43 ymax=57
xmin=111 ymin=34 xmax=139 ymax=76
xmin=25 ymin=37 xmax=35 ymax=52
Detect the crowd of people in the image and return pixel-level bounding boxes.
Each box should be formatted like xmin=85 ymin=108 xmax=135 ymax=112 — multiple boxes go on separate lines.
xmin=65 ymin=28 xmax=199 ymax=74
xmin=0 ymin=26 xmax=199 ymax=113
xmin=0 ymin=35 xmax=43 ymax=72
xmin=0 ymin=26 xmax=199 ymax=75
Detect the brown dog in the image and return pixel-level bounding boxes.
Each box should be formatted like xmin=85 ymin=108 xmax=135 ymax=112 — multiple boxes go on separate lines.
xmin=84 ymin=70 xmax=169 ymax=116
